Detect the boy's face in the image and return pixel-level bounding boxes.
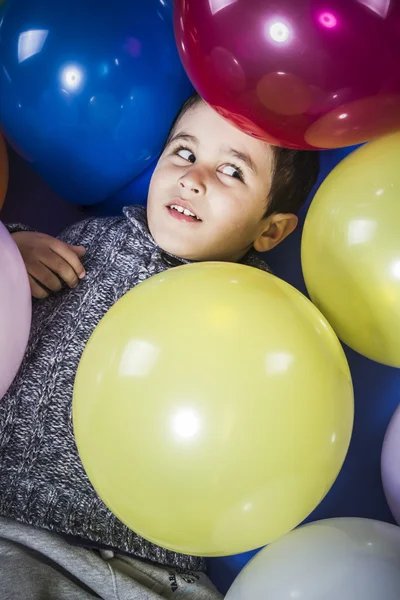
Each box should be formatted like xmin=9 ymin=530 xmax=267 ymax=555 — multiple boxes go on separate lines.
xmin=147 ymin=101 xmax=275 ymax=262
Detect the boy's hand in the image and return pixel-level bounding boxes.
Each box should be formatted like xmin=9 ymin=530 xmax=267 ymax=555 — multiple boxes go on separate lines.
xmin=11 ymin=231 xmax=86 ymax=299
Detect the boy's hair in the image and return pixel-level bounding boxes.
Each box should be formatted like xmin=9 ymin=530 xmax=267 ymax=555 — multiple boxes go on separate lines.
xmin=163 ymin=93 xmax=320 ymax=218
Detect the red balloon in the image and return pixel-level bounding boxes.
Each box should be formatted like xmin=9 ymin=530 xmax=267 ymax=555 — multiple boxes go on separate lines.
xmin=174 ymin=0 xmax=400 ymax=150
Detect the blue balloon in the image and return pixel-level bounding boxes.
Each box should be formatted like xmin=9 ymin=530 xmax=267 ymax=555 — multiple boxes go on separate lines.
xmin=84 ymin=158 xmax=158 ymax=217
xmin=0 ymin=0 xmax=192 ymax=205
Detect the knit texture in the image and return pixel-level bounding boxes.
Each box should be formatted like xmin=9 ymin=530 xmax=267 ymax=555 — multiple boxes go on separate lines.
xmin=0 ymin=206 xmax=271 ymax=570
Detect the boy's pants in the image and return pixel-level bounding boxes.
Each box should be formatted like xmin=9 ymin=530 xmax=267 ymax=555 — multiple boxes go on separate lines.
xmin=0 ymin=516 xmax=223 ymax=599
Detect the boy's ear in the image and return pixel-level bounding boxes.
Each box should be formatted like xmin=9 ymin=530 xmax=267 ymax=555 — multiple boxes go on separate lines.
xmin=253 ymin=213 xmax=298 ymax=253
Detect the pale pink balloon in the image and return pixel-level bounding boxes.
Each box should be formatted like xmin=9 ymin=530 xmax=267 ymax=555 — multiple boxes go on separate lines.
xmin=0 ymin=222 xmax=31 ymax=399
xmin=382 ymin=404 xmax=400 ymax=524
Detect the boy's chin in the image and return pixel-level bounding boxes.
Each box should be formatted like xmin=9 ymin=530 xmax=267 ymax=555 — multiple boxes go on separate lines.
xmin=158 ymin=239 xmax=200 ymax=262
xmin=150 ymin=221 xmax=212 ymax=261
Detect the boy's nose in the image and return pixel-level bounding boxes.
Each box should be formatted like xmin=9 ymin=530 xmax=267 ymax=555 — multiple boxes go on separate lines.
xmin=179 ymin=180 xmax=200 ymax=194
xmin=178 ymin=169 xmax=206 ymax=196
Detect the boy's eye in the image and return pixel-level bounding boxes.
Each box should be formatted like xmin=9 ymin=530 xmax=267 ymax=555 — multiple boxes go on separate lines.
xmin=176 ymin=147 xmax=196 ymax=163
xmin=220 ymin=164 xmax=244 ymax=181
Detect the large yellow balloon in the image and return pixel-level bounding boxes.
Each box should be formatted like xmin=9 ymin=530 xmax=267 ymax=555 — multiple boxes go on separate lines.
xmin=302 ymin=132 xmax=400 ymax=367
xmin=73 ymin=263 xmax=353 ymax=557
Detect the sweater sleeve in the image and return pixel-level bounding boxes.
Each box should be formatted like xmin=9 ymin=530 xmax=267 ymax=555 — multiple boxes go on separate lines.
xmin=6 ymin=215 xmax=121 ymax=256
xmin=57 ymin=217 xmax=104 ymax=252
xmin=5 ymin=223 xmax=35 ymax=235
xmin=5 ymin=217 xmax=102 ymax=245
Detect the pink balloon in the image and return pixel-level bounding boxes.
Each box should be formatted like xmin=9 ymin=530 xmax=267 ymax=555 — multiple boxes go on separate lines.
xmin=0 ymin=222 xmax=31 ymax=399
xmin=174 ymin=0 xmax=400 ymax=150
xmin=382 ymin=405 xmax=400 ymax=524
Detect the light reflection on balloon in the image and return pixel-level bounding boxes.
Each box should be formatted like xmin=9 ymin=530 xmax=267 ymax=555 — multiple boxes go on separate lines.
xmin=172 ymin=409 xmax=202 ymax=439
xmin=60 ymin=64 xmax=85 ymax=92
xmin=209 ymin=0 xmax=238 ymax=15
xmin=267 ymin=21 xmax=291 ymax=44
xmin=118 ymin=340 xmax=160 ymax=377
xmin=18 ymin=30 xmax=48 ymax=63
xmin=390 ymin=260 xmax=400 ymax=280
xmin=318 ymin=12 xmax=338 ymax=28
xmin=265 ymin=352 xmax=294 ymax=375
xmin=304 ymin=94 xmax=400 ymax=148
xmin=357 ymin=0 xmax=391 ymax=18
xmin=346 ymin=219 xmax=377 ymax=246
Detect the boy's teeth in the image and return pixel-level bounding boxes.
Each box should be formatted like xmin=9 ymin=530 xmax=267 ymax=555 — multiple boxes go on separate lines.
xmin=170 ymin=204 xmax=199 ymax=219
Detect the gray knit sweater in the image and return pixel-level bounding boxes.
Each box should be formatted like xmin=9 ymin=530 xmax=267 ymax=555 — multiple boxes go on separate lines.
xmin=1 ymin=205 xmax=270 ymax=570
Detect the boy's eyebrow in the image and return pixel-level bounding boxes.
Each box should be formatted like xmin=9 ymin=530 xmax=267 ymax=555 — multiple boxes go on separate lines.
xmin=226 ymin=148 xmax=258 ymax=174
xmin=168 ymin=132 xmax=198 ymax=146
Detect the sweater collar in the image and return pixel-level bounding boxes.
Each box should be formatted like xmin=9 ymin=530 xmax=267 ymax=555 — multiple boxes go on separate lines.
xmin=123 ymin=204 xmax=153 ymax=243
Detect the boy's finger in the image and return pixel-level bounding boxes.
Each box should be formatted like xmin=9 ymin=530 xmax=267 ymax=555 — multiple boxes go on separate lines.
xmin=70 ymin=245 xmax=86 ymax=257
xmin=28 ymin=274 xmax=48 ymax=299
xmin=50 ymin=240 xmax=86 ymax=279
xmin=29 ymin=262 xmax=63 ymax=293
xmin=46 ymin=251 xmax=80 ymax=288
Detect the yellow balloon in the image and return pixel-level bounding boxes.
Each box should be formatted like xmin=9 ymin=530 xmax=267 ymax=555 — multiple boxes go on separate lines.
xmin=302 ymin=132 xmax=400 ymax=367
xmin=73 ymin=263 xmax=353 ymax=557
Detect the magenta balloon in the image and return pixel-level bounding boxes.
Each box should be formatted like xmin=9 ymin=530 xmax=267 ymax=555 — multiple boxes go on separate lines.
xmin=175 ymin=0 xmax=400 ymax=150
xmin=382 ymin=404 xmax=400 ymax=524
xmin=0 ymin=222 xmax=31 ymax=400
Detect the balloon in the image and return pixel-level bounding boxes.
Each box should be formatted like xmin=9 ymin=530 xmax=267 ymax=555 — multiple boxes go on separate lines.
xmin=73 ymin=262 xmax=353 ymax=557
xmin=382 ymin=404 xmax=400 ymax=524
xmin=302 ymin=132 xmax=400 ymax=367
xmin=0 ymin=221 xmax=31 ymax=400
xmin=174 ymin=0 xmax=400 ymax=150
xmin=318 ymin=145 xmax=361 ymax=186
xmin=85 ymin=157 xmax=158 ymax=217
xmin=225 ymin=518 xmax=400 ymax=600
xmin=0 ymin=0 xmax=192 ymax=205
xmin=0 ymin=134 xmax=8 ymax=211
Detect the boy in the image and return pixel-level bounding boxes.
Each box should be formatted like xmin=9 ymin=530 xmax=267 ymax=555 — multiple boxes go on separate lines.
xmin=1 ymin=93 xmax=319 ymax=597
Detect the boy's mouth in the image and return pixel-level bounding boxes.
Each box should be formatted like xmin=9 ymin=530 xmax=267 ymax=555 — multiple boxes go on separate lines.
xmin=167 ymin=203 xmax=202 ymax=223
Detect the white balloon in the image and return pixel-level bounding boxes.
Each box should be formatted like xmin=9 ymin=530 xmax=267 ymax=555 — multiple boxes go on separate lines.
xmin=226 ymin=518 xmax=400 ymax=600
